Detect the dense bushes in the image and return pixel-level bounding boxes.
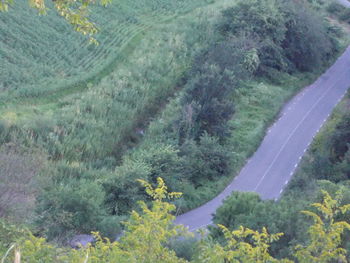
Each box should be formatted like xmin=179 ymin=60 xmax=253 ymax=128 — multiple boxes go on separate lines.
xmin=210 ymin=192 xmax=309 ymax=258
xmin=203 ymin=2 xmax=348 ymax=257
xmin=210 ymin=96 xmax=350 ymax=259
xmin=327 ymin=1 xmax=350 ymax=23
xmin=283 ymin=2 xmax=338 ymax=72
xmin=1 ymin=0 xmax=346 ymax=241
xmin=218 ymin=0 xmax=340 ymax=76
xmin=178 ymin=37 xmax=257 ymax=142
xmin=1 ymin=182 xmax=350 ymax=263
xmin=302 ymin=106 xmax=350 ymax=183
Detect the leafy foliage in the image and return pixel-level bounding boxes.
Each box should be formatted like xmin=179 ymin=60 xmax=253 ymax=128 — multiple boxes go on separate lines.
xmin=0 ymin=0 xmax=346 ymax=242
xmin=218 ymin=0 xmax=340 ymax=76
xmin=294 ymin=191 xmax=350 ymax=263
xmin=2 ymin=181 xmax=350 ymax=263
xmin=282 ymin=2 xmax=337 ymax=72
xmin=1 ymin=0 xmax=111 ymax=44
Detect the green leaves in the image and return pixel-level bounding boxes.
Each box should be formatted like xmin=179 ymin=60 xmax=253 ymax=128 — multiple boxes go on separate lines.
xmin=2 ymin=184 xmax=350 ymax=263
xmin=218 ymin=0 xmax=339 ymax=76
xmin=137 ymin=177 xmax=182 ymax=202
xmin=0 ymin=0 xmax=13 ymax=11
xmin=1 ymin=0 xmax=111 ymax=42
xmin=195 ymin=224 xmax=289 ymax=263
xmin=294 ymin=190 xmax=350 ymax=263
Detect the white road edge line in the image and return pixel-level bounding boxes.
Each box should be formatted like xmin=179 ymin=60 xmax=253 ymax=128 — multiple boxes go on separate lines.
xmin=253 ymin=78 xmax=340 ymax=191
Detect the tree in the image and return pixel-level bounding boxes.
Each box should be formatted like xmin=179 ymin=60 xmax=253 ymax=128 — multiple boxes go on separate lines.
xmin=294 ymin=190 xmax=350 ymax=263
xmin=194 ymin=226 xmax=291 ymax=263
xmin=282 ymin=1 xmax=336 ymax=72
xmin=1 ymin=184 xmax=350 ymax=262
xmin=180 ymin=134 xmax=233 ymax=185
xmin=218 ymin=0 xmax=287 ymax=75
xmin=1 ymin=177 xmax=189 ymax=263
xmin=0 ymin=0 xmax=111 ymax=43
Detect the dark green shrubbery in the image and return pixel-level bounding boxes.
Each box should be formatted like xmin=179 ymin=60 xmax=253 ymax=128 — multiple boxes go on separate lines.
xmin=283 ymin=2 xmax=336 ymax=72
xmin=211 ymin=192 xmax=309 ymax=258
xmin=327 ymin=2 xmax=350 ymax=23
xmin=180 ymin=135 xmax=233 ymax=186
xmin=18 ymin=0 xmax=345 ymax=241
xmin=327 ymin=2 xmax=345 ymax=15
xmin=213 ymin=96 xmax=350 ymax=259
xmin=330 ymin=113 xmax=350 ymax=161
xmin=218 ymin=0 xmax=340 ymax=77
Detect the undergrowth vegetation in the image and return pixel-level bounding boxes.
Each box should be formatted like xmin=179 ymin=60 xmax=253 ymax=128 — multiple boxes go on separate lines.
xmin=0 ymin=0 xmax=348 ymax=243
xmin=210 ymin=93 xmax=350 ymax=260
xmin=1 ymin=179 xmax=350 ymax=263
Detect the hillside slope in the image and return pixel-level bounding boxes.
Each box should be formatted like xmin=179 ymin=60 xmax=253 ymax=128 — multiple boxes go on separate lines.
xmin=0 ymin=0 xmax=209 ymax=101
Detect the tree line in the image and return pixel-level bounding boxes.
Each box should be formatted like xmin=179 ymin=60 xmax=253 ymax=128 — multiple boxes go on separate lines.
xmin=1 ymin=178 xmax=350 ymax=263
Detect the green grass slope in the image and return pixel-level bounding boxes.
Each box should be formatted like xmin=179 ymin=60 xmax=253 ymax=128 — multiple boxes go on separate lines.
xmin=0 ymin=0 xmax=211 ymax=103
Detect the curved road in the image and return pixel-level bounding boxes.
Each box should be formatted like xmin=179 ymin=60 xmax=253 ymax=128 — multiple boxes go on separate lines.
xmin=175 ymin=46 xmax=350 ymax=231
xmin=73 ymin=0 xmax=350 ymax=247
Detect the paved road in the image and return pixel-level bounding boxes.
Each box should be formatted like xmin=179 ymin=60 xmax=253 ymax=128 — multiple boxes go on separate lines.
xmin=174 ymin=46 xmax=350 ymax=231
xmin=337 ymin=0 xmax=350 ymax=7
xmin=72 ymin=0 xmax=350 ymax=246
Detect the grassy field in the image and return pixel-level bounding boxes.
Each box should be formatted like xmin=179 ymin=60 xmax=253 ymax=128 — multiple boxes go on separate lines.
xmin=0 ymin=0 xmax=237 ymax=227
xmin=0 ymin=0 xmax=213 ymax=107
xmin=0 ymin=0 xmax=236 ymax=162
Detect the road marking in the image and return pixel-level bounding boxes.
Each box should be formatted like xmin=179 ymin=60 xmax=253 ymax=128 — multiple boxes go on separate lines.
xmin=294 ymin=164 xmax=298 ymax=168
xmin=299 ymin=156 xmax=302 ymax=160
xmin=284 ymin=180 xmax=289 ymax=185
xmin=290 ymin=172 xmax=293 ymax=176
xmin=303 ymin=149 xmax=306 ymax=153
xmin=279 ymin=189 xmax=283 ymax=194
xmin=253 ymin=76 xmax=345 ymax=192
xmin=202 ymin=68 xmax=346 ymax=210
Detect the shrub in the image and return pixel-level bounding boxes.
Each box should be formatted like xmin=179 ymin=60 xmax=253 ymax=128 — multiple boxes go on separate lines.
xmin=327 ymin=2 xmax=344 ymax=15
xmin=339 ymin=8 xmax=350 ymax=23
xmin=219 ymin=0 xmax=286 ymax=44
xmin=218 ymin=0 xmax=339 ymax=75
xmin=180 ymin=134 xmax=233 ymax=186
xmin=283 ymin=2 xmax=336 ymax=72
xmin=180 ymin=64 xmax=236 ymax=141
xmin=35 ymin=179 xmax=108 ymax=241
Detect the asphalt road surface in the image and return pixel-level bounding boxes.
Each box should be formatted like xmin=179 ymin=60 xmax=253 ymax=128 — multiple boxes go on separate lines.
xmin=174 ymin=46 xmax=350 ymax=232
xmin=337 ymin=0 xmax=350 ymax=7
xmin=72 ymin=0 xmax=350 ymax=246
